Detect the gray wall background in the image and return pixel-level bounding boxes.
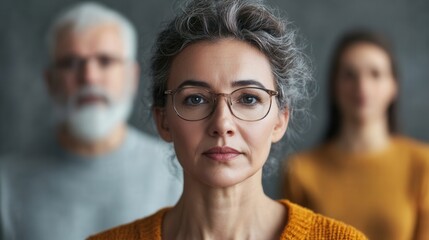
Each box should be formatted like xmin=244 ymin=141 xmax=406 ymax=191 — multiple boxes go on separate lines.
xmin=1 ymin=0 xmax=428 ymax=196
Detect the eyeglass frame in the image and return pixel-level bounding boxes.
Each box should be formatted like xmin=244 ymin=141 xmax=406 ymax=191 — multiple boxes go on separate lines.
xmin=164 ymin=86 xmax=279 ymax=122
xmin=50 ymin=54 xmax=131 ymax=75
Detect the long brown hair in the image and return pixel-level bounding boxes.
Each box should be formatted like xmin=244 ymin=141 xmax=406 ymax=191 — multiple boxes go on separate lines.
xmin=324 ymin=30 xmax=399 ymax=141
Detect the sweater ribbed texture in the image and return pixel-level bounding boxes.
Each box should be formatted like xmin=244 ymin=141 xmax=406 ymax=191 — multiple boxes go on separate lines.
xmin=88 ymin=200 xmax=366 ymax=239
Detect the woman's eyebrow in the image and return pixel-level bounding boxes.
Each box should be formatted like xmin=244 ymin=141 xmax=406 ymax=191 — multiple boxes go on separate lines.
xmin=176 ymin=79 xmax=266 ymax=89
xmin=231 ymin=80 xmax=266 ymax=88
xmin=177 ymin=80 xmax=211 ymax=89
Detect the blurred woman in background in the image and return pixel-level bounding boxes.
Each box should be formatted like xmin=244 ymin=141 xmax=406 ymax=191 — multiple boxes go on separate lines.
xmin=284 ymin=30 xmax=429 ymax=240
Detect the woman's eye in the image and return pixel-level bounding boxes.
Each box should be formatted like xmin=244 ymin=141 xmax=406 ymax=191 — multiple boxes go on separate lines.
xmin=238 ymin=94 xmax=260 ymax=105
xmin=184 ymin=95 xmax=208 ymax=105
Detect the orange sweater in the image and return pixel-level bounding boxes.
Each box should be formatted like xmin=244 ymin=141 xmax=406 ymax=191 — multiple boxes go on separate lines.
xmin=88 ymin=200 xmax=366 ymax=239
xmin=284 ymin=136 xmax=429 ymax=240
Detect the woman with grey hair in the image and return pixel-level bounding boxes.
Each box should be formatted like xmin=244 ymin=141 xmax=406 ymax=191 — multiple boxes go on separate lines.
xmin=89 ymin=0 xmax=366 ymax=239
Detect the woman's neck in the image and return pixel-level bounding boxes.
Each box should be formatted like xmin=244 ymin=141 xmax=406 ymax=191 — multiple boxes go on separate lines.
xmin=163 ymin=170 xmax=287 ymax=240
xmin=337 ymin=117 xmax=391 ymax=153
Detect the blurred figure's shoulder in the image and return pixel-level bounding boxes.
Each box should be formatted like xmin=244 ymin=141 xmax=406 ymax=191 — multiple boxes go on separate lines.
xmin=126 ymin=126 xmax=163 ymax=146
xmin=392 ymin=135 xmax=429 ymax=161
xmin=279 ymin=200 xmax=367 ymax=239
xmin=87 ymin=208 xmax=169 ymax=240
xmin=0 ymin=151 xmax=47 ymax=171
xmin=0 ymin=132 xmax=62 ymax=169
xmin=393 ymin=135 xmax=429 ymax=150
xmin=125 ymin=126 xmax=171 ymax=156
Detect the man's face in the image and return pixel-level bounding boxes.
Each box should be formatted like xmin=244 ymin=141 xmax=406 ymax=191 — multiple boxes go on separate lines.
xmin=48 ymin=23 xmax=135 ymax=105
xmin=46 ymin=23 xmax=138 ymax=142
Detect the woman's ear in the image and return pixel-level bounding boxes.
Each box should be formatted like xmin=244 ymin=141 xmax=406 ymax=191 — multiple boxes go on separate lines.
xmin=153 ymin=107 xmax=173 ymax=142
xmin=272 ymin=109 xmax=290 ymax=143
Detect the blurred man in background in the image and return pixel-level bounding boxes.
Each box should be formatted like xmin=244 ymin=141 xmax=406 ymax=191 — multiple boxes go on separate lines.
xmin=0 ymin=2 xmax=182 ymax=240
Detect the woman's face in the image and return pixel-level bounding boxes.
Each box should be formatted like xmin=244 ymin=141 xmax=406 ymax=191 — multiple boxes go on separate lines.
xmin=155 ymin=39 xmax=289 ymax=188
xmin=335 ymin=42 xmax=397 ymax=124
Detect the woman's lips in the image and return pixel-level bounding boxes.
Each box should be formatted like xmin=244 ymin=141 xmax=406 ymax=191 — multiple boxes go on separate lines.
xmin=203 ymin=146 xmax=241 ymax=162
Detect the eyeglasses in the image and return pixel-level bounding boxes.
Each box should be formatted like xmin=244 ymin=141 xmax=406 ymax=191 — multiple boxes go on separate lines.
xmin=164 ymin=86 xmax=278 ymax=121
xmin=52 ymin=54 xmax=127 ymax=75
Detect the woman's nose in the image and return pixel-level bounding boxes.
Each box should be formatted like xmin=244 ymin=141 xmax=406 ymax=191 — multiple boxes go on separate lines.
xmin=207 ymin=97 xmax=236 ymax=137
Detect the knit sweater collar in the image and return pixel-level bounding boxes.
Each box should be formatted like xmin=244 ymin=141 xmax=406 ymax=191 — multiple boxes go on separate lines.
xmin=151 ymin=200 xmax=313 ymax=240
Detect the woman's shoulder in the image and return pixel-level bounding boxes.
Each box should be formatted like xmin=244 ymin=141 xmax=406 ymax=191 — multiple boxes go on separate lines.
xmin=393 ymin=136 xmax=429 ymax=153
xmin=392 ymin=136 xmax=429 ymax=166
xmin=87 ymin=208 xmax=170 ymax=240
xmin=279 ymin=200 xmax=367 ymax=240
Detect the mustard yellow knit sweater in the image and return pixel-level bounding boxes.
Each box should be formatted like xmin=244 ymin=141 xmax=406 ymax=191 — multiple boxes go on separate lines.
xmin=284 ymin=136 xmax=429 ymax=240
xmin=88 ymin=200 xmax=366 ymax=239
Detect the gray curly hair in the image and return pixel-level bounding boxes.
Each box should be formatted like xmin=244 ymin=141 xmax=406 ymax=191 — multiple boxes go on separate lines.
xmin=151 ymin=0 xmax=311 ymax=120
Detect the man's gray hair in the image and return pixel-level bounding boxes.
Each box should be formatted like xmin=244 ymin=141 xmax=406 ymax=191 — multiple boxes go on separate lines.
xmin=151 ymin=0 xmax=313 ymax=128
xmin=46 ymin=2 xmax=137 ymax=60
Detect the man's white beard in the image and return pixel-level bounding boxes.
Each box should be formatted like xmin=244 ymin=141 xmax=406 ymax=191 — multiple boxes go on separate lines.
xmin=55 ymin=86 xmax=133 ymax=143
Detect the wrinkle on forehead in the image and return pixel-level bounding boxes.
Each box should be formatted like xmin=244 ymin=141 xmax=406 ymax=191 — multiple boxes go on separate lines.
xmin=168 ymin=39 xmax=275 ymax=92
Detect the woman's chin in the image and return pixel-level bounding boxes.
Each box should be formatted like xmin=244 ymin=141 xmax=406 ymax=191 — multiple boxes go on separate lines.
xmin=195 ymin=169 xmax=255 ymax=189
